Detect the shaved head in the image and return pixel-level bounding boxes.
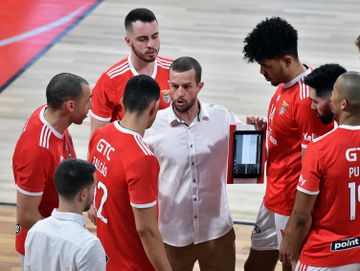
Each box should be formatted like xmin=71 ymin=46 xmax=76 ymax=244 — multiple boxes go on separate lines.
xmin=336 ymin=71 xmax=360 ymax=112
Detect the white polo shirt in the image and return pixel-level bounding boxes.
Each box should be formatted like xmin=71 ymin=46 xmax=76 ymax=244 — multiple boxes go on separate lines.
xmin=144 ymin=102 xmax=239 ymax=246
xmin=24 ymin=209 xmax=106 ymax=271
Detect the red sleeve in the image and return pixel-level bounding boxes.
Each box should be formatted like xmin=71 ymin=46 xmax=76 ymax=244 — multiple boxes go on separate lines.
xmin=294 ymin=98 xmax=333 ymax=149
xmin=126 ymin=155 xmax=159 ymax=208
xmin=14 ymin=147 xmax=52 ymax=195
xmin=297 ymin=142 xmax=321 ymax=195
xmin=90 ymin=73 xmax=117 ymax=121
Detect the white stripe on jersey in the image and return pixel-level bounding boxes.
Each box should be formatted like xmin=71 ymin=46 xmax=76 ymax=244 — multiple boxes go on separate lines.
xmin=157 ymin=62 xmax=171 ymax=69
xmin=134 ymin=135 xmax=153 ymax=156
xmin=39 ymin=125 xmax=51 ymax=149
xmin=16 ymin=185 xmax=43 ymax=196
xmin=130 ymin=200 xmax=157 ymax=209
xmin=156 ymin=58 xmax=172 ymax=66
xmin=156 ymin=58 xmax=171 ymax=68
xmin=299 ymin=79 xmax=309 ymax=100
xmin=297 ymin=185 xmax=320 ymax=195
xmin=108 ymin=68 xmax=131 ymax=79
xmin=106 ymin=61 xmax=129 ymax=76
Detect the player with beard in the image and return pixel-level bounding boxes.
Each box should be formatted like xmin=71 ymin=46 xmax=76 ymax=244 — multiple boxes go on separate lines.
xmin=144 ymin=57 xmax=238 ymax=271
xmin=304 ymin=64 xmax=346 ymax=125
xmin=90 ymin=8 xmax=173 ymax=135
xmin=24 ymin=159 xmax=106 ymax=271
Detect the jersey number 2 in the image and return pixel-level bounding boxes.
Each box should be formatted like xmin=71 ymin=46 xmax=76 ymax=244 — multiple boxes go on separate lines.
xmin=97 ymin=181 xmax=108 ymax=224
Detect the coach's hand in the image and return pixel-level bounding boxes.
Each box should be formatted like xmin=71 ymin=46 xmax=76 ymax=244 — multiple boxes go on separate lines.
xmin=246 ymin=116 xmax=267 ymax=131
xmin=87 ymin=204 xmax=97 ymax=225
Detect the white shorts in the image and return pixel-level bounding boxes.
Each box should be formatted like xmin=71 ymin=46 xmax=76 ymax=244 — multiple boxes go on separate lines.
xmin=296 ymin=261 xmax=360 ymax=271
xmin=250 ymin=201 xmax=289 ymax=250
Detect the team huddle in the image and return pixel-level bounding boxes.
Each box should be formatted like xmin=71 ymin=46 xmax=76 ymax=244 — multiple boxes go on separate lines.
xmin=12 ymin=7 xmax=360 ymax=271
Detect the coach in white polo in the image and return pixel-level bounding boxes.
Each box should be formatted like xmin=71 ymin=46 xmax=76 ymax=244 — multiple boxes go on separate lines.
xmin=144 ymin=56 xmax=238 ymax=271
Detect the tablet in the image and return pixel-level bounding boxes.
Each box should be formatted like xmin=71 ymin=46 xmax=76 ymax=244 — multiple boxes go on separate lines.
xmin=232 ymin=130 xmax=263 ymax=178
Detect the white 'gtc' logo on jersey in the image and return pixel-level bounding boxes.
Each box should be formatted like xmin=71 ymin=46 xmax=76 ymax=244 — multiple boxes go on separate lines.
xmin=96 ymin=139 xmax=115 ymax=161
xmin=346 ymin=147 xmax=360 ymax=162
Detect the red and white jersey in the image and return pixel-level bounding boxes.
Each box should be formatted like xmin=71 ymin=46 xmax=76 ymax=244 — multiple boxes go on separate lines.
xmin=12 ymin=105 xmax=76 ymax=254
xmin=88 ymin=121 xmax=159 ymax=271
xmin=263 ymin=68 xmax=333 ymax=216
xmin=298 ymin=125 xmax=360 ymax=267
xmin=90 ymin=55 xmax=172 ymax=122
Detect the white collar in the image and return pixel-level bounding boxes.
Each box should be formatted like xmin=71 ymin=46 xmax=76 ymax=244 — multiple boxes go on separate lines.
xmin=51 ymin=209 xmax=85 ymax=227
xmin=283 ymin=67 xmax=311 ymax=89
xmin=114 ymin=121 xmax=142 ymax=138
xmin=127 ymin=55 xmax=158 ymax=79
xmin=338 ymin=124 xmax=360 ymax=130
xmin=39 ymin=106 xmax=63 ymax=139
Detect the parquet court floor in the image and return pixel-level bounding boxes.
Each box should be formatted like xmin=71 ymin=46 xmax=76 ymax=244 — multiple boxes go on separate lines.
xmin=0 ymin=0 xmax=359 ymax=270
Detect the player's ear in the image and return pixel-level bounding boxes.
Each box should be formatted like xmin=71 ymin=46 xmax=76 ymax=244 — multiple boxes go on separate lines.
xmin=282 ymin=55 xmax=292 ymax=68
xmin=124 ymin=36 xmax=131 ymax=47
xmin=149 ymin=100 xmax=159 ymax=117
xmin=341 ymin=98 xmax=348 ymax=110
xmin=78 ymin=187 xmax=87 ymax=203
xmin=196 ymin=82 xmax=204 ymax=94
xmin=65 ymin=100 xmax=75 ymax=112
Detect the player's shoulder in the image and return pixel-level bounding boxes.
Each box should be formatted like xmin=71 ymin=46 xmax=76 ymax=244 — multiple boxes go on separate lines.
xmin=156 ymin=55 xmax=173 ymax=69
xmin=103 ymin=57 xmax=131 ymax=79
xmin=311 ymin=126 xmax=338 ymax=146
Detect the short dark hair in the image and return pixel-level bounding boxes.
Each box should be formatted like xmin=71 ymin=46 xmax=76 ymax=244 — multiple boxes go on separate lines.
xmin=124 ymin=8 xmax=157 ymax=31
xmin=123 ymin=74 xmax=160 ymax=115
xmin=46 ymin=73 xmax=88 ymax=109
xmin=170 ymin=56 xmax=202 ymax=84
xmin=243 ymin=17 xmax=298 ymax=62
xmin=356 ymin=35 xmax=360 ymax=49
xmin=54 ymin=159 xmax=95 ymax=201
xmin=304 ymin=64 xmax=347 ymax=98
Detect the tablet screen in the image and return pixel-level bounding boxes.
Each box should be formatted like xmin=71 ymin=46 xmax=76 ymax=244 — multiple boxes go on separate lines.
xmin=232 ymin=130 xmax=262 ymax=178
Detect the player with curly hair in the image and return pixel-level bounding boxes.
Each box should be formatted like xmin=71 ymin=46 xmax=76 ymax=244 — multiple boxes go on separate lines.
xmin=243 ymin=17 xmax=333 ymax=271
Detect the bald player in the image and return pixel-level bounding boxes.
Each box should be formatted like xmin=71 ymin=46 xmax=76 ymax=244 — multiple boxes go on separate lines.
xmin=280 ymin=71 xmax=360 ymax=270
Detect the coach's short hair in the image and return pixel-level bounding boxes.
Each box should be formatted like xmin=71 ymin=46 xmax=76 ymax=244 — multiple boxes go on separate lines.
xmin=304 ymin=64 xmax=347 ymax=98
xmin=46 ymin=73 xmax=88 ymax=110
xmin=125 ymin=8 xmax=157 ymax=31
xmin=243 ymin=17 xmax=298 ymax=62
xmin=170 ymin=57 xmax=202 ymax=84
xmin=54 ymin=159 xmax=95 ymax=201
xmin=123 ymin=74 xmax=160 ymax=115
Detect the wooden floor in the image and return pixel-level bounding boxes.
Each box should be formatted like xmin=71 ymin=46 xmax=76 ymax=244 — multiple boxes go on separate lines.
xmin=0 ymin=0 xmax=359 ymax=270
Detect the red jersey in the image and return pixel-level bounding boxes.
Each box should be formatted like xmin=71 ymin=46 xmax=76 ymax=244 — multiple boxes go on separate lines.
xmin=88 ymin=121 xmax=159 ymax=271
xmin=263 ymin=69 xmax=333 ymax=215
xmin=298 ymin=125 xmax=360 ymax=267
xmin=90 ymin=55 xmax=172 ymax=122
xmin=12 ymin=105 xmax=76 ymax=255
